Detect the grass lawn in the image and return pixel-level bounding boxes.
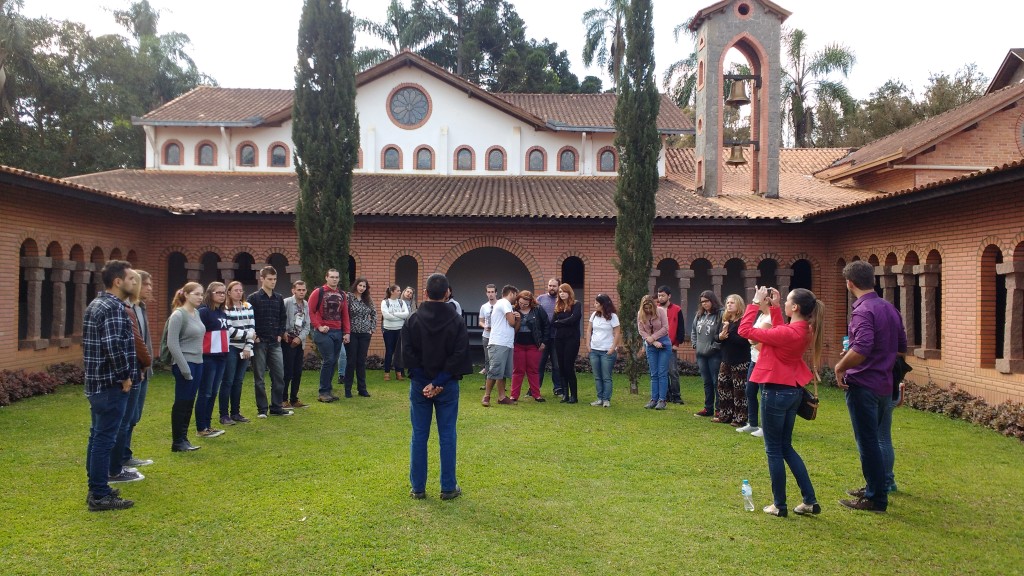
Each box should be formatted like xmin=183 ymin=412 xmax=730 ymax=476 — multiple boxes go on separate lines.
xmin=1 ymin=370 xmax=1021 ymax=575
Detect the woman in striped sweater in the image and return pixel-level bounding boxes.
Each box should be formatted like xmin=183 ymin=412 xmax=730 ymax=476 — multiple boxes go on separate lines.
xmin=219 ymin=281 xmax=255 ymax=425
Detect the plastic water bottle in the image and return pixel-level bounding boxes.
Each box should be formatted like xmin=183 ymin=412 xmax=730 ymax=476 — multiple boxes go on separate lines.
xmin=842 ymin=335 xmax=850 ymax=352
xmin=741 ymin=479 xmax=755 ymax=511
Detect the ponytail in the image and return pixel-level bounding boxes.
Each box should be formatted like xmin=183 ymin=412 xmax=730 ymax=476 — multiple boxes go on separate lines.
xmin=790 ymin=288 xmax=825 ymax=379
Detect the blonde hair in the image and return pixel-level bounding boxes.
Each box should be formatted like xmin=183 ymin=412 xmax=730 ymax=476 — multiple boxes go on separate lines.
xmin=225 ymin=281 xmax=247 ymax=308
xmin=722 ymin=293 xmax=745 ymax=322
xmin=638 ymin=294 xmax=658 ymax=323
xmin=171 ymin=282 xmax=203 ymax=310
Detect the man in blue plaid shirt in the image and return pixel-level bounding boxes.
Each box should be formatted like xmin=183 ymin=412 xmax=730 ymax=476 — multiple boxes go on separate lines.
xmin=83 ymin=260 xmax=139 ymax=511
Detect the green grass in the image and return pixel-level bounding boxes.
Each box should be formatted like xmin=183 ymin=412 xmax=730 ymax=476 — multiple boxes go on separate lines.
xmin=1 ymin=371 xmax=1022 ymax=575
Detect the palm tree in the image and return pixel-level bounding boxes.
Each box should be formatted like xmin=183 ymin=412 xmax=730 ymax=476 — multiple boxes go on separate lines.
xmin=354 ymin=0 xmax=448 ymax=72
xmin=661 ymin=18 xmax=696 ymax=108
xmin=581 ymin=0 xmax=628 ymax=91
xmin=781 ymin=27 xmax=856 ymax=147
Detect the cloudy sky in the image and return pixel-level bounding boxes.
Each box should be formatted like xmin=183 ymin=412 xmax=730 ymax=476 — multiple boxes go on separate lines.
xmin=20 ymin=0 xmax=1024 ymax=99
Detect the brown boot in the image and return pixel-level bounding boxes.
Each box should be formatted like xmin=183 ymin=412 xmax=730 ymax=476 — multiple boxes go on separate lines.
xmin=383 ymin=372 xmax=391 ymax=381
xmin=396 ymin=372 xmax=404 ymax=381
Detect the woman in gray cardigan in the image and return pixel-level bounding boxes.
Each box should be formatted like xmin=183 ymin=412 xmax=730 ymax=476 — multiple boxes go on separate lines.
xmin=166 ymin=282 xmax=206 ymax=452
xmin=691 ymin=290 xmax=724 ymax=418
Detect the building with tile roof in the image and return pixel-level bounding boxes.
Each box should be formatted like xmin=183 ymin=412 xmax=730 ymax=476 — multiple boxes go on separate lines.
xmin=4 ymin=6 xmax=1024 ymax=403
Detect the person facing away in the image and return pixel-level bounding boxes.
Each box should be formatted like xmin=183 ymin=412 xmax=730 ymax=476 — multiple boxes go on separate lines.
xmin=835 ymin=260 xmax=907 ymax=514
xmin=402 ymin=273 xmax=473 ymax=501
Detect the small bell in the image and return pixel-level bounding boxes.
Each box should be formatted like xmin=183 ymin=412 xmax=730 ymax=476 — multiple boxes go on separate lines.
xmin=726 ymin=80 xmax=750 ymax=107
xmin=726 ymin=145 xmax=747 ymax=166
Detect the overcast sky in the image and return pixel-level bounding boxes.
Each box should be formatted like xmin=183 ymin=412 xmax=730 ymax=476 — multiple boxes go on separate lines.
xmin=20 ymin=0 xmax=1024 ymax=100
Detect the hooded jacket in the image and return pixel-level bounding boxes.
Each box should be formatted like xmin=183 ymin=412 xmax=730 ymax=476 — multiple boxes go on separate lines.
xmin=401 ymin=300 xmax=473 ymax=383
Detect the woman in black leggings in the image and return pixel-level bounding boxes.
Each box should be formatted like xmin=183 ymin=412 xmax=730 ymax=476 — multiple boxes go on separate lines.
xmin=551 ymin=283 xmax=583 ymax=404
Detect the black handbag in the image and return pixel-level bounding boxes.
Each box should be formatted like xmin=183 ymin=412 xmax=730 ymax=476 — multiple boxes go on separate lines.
xmin=797 ymin=380 xmax=819 ymax=420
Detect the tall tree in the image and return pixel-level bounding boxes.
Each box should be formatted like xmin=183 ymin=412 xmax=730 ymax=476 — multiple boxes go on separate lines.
xmin=581 ymin=0 xmax=628 ymax=91
xmin=613 ymin=0 xmax=659 ymax=393
xmin=662 ymin=18 xmax=697 ymax=108
xmin=920 ymin=63 xmax=987 ymax=118
xmin=781 ymin=28 xmax=856 ymax=147
xmin=293 ymin=0 xmax=359 ymax=288
xmin=0 ymin=0 xmax=31 ymax=118
xmin=354 ymin=0 xmax=448 ymax=71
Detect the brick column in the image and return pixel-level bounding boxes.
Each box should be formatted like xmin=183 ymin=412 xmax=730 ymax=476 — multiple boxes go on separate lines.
xmin=995 ymin=262 xmax=1024 ymax=374
xmin=710 ymin=267 xmax=727 ymax=303
xmin=646 ymin=267 xmax=660 ymax=295
xmin=91 ymin=267 xmax=105 ymax=297
xmin=741 ymin=269 xmax=760 ymax=302
xmin=19 ymin=256 xmax=51 ymax=350
xmin=218 ymin=262 xmax=239 ymax=282
xmin=185 ymin=262 xmax=202 ymax=281
xmin=72 ymin=263 xmax=94 ymax=344
xmin=893 ymin=265 xmax=917 ymax=353
xmin=775 ymin=268 xmax=793 ymax=298
xmin=878 ymin=266 xmax=898 ymax=307
xmin=49 ymin=259 xmax=76 ymax=348
xmin=677 ymin=269 xmax=694 ymax=320
xmin=287 ymin=264 xmax=304 ymax=287
xmin=913 ymin=264 xmax=941 ymax=359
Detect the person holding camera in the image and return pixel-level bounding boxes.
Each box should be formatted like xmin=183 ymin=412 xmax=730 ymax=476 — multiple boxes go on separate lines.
xmin=738 ymin=286 xmax=823 ymax=517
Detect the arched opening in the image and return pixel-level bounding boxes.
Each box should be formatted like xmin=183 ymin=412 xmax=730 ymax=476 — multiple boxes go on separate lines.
xmin=447 ymin=247 xmax=533 ymax=316
xmin=110 ymin=248 xmax=123 ymax=261
xmin=126 ymin=249 xmax=138 ymax=267
xmin=927 ymin=250 xmax=942 ymax=351
xmin=688 ymin=258 xmax=713 ymax=315
xmin=233 ymin=252 xmax=258 ymax=295
xmin=395 ymin=255 xmax=418 ymax=294
xmin=347 ymin=255 xmax=357 ymax=286
xmin=981 ymin=245 xmax=1002 ymax=367
xmin=868 ymin=255 xmax=882 ymax=297
xmin=69 ymin=244 xmax=85 ymax=337
xmin=166 ymin=252 xmax=189 ymax=307
xmin=200 ymin=252 xmax=222 ymax=286
xmin=723 ymin=258 xmax=746 ymax=301
xmin=267 ymin=253 xmax=289 ymax=280
xmin=656 ymin=258 xmax=681 ymax=305
xmin=757 ymin=258 xmax=778 ymax=288
xmin=791 ymin=259 xmax=813 ymax=291
xmin=561 ymin=256 xmax=585 ymax=304
xmin=41 ymin=242 xmax=62 ymax=339
xmin=906 ymin=251 xmax=922 ymax=347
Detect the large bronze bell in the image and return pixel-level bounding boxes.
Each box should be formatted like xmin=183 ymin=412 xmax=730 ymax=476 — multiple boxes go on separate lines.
xmin=725 ymin=145 xmax=747 ymax=166
xmin=726 ymin=80 xmax=750 ymax=107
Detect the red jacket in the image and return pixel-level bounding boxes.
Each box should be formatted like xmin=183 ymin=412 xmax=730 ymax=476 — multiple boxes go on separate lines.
xmin=662 ymin=302 xmax=685 ymax=346
xmin=738 ymin=303 xmax=812 ymax=387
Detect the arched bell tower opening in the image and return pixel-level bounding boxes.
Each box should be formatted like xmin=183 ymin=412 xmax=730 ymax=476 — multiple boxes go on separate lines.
xmin=690 ymin=0 xmax=789 ymax=199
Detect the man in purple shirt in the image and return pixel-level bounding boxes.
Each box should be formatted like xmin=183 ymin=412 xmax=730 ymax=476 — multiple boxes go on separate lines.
xmin=835 ymin=261 xmax=907 ymax=513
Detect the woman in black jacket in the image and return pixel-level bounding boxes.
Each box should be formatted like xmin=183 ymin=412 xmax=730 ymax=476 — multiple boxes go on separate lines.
xmin=510 ymin=290 xmax=549 ymax=402
xmin=713 ymin=294 xmax=752 ymax=425
xmin=552 ymin=283 xmax=583 ymax=404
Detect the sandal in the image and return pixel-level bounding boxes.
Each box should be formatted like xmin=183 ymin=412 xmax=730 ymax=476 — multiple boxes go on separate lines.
xmin=481 ymin=395 xmax=490 ymax=407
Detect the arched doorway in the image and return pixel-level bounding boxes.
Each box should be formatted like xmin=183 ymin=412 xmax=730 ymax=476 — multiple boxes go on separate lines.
xmin=447 ymin=247 xmax=532 ymax=317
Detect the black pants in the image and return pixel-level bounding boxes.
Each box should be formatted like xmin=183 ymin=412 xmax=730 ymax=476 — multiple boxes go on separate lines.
xmin=554 ymin=336 xmax=580 ymax=400
xmin=282 ymin=343 xmax=304 ymax=402
xmin=344 ymin=332 xmax=371 ymax=393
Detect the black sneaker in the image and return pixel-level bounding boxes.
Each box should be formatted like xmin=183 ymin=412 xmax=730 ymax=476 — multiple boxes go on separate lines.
xmin=86 ymin=488 xmax=119 ymax=505
xmin=269 ymin=408 xmax=294 ymax=416
xmin=109 ymin=468 xmax=145 ymax=483
xmin=88 ymin=492 xmax=134 ymax=511
xmin=358 ymin=391 xmax=371 ymax=397
xmin=440 ymin=486 xmax=462 ymax=501
xmin=410 ymin=490 xmax=426 ymax=500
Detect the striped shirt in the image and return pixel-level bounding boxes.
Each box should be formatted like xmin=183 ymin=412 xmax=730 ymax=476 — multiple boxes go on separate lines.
xmin=83 ymin=292 xmax=137 ymax=396
xmin=225 ymin=302 xmax=256 ymax=352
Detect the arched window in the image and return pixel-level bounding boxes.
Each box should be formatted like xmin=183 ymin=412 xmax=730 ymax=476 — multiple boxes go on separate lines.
xmin=598 ymin=148 xmax=617 ymax=172
xmin=238 ymin=143 xmax=257 ymax=167
xmin=561 ymin=256 xmax=586 ymax=305
xmin=454 ymin=147 xmax=474 ymax=171
xmin=723 ymin=258 xmax=746 ymax=300
xmin=558 ymin=147 xmax=578 ymax=172
xmin=199 ymin=252 xmax=222 ymax=286
xmin=981 ymin=245 xmax=1002 ymax=368
xmin=656 ymin=258 xmax=681 ymax=306
xmin=688 ymin=258 xmax=713 ymax=313
xmin=395 ymin=255 xmax=418 ymax=295
xmin=415 ymin=146 xmax=434 ymax=170
xmin=526 ymin=147 xmax=545 ymax=172
xmin=269 ymin=143 xmax=289 ymax=167
xmin=383 ymin=146 xmax=401 ymax=170
xmin=197 ymin=142 xmax=216 ymax=166
xmin=163 ymin=141 xmax=182 ymax=165
xmin=166 ymin=252 xmax=189 ymax=306
xmin=486 ymin=147 xmax=506 ymax=171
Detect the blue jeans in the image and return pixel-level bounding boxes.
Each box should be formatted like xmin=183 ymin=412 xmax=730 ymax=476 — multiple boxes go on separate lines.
xmin=879 ymin=394 xmax=897 ymax=491
xmin=195 ymin=354 xmax=226 ymax=431
xmin=762 ymin=385 xmax=817 ymax=510
xmin=845 ymin=385 xmax=890 ymax=510
xmin=87 ymin=386 xmax=130 ymax=498
xmin=697 ymin=352 xmax=722 ymax=412
xmin=409 ymin=379 xmax=460 ymax=493
xmin=745 ymin=362 xmax=760 ymax=426
xmin=646 ymin=337 xmax=672 ymax=401
xmin=539 ymin=338 xmax=561 ymax=392
xmin=110 ymin=378 xmax=145 ymax=473
xmin=589 ymin=350 xmax=616 ymax=401
xmin=312 ymin=329 xmax=345 ymax=396
xmin=382 ymin=329 xmax=401 ymax=373
xmin=220 ymin=351 xmax=250 ymax=417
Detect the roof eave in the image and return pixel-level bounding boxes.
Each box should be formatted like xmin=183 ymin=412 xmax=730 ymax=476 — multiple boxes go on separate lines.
xmin=131 ymin=117 xmax=267 ymax=128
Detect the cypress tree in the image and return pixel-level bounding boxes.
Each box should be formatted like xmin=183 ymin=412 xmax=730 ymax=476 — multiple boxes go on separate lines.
xmin=612 ymin=0 xmax=660 ymax=393
xmin=293 ymin=0 xmax=359 ymax=287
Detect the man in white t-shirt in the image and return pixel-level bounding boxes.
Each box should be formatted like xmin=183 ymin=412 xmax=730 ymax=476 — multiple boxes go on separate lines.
xmin=482 ymin=285 xmax=519 ymax=406
xmin=478 ymin=284 xmax=497 ymax=376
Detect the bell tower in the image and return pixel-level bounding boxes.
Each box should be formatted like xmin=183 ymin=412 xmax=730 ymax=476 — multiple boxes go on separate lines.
xmin=690 ymin=0 xmax=789 ymax=198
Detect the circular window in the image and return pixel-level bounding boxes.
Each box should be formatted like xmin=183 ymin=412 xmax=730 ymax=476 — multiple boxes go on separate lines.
xmin=388 ymin=84 xmax=431 ymax=129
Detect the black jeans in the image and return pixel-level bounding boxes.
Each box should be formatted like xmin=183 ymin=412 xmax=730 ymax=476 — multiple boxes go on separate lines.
xmin=554 ymin=336 xmax=580 ymax=399
xmin=344 ymin=332 xmax=371 ymax=393
xmin=282 ymin=343 xmax=305 ymax=402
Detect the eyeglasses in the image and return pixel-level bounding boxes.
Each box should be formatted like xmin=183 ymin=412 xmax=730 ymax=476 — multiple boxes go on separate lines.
xmin=213 ymin=291 xmax=226 ymax=295
xmin=189 ymin=292 xmax=203 ymax=297
xmin=700 ymin=299 xmax=710 ymax=303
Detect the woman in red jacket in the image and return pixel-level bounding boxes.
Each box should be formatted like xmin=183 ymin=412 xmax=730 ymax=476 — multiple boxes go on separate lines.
xmin=738 ymin=286 xmax=824 ymax=518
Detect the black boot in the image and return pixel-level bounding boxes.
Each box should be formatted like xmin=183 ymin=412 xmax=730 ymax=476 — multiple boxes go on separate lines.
xmin=170 ymin=400 xmax=200 ymax=452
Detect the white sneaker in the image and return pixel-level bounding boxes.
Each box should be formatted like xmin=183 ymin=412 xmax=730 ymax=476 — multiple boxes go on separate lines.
xmin=736 ymin=424 xmax=756 ymax=433
xmin=257 ymin=413 xmax=268 ymax=419
xmin=590 ymin=400 xmax=603 ymax=406
xmin=751 ymin=428 xmax=763 ymax=437
xmin=602 ymin=400 xmax=611 ymax=408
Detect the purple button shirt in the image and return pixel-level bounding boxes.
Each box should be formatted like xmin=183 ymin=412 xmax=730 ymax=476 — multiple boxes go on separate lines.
xmin=846 ymin=292 xmax=907 ymax=396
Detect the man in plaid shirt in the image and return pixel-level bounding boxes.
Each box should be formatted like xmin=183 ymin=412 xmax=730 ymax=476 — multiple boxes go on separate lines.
xmin=83 ymin=260 xmax=139 ymax=511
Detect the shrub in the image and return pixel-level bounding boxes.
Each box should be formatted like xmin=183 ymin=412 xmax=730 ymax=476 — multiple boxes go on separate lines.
xmin=46 ymin=362 xmax=85 ymax=386
xmin=900 ymin=379 xmax=1024 ymax=441
xmin=0 ymin=370 xmax=61 ymax=406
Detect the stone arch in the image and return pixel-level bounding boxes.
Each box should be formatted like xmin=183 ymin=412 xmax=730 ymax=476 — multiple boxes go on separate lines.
xmin=980 ymin=243 xmax=1003 ymax=367
xmin=19 ymin=236 xmax=40 ymax=257
xmin=262 ymin=246 xmax=299 ymax=264
xmin=199 ymin=251 xmax=222 ymax=285
xmin=885 ymin=252 xmax=898 ymax=266
xmin=655 ymin=256 xmax=683 ymax=304
xmin=109 ymin=248 xmax=124 ymax=261
xmin=904 ymin=251 xmax=920 ymax=266
xmin=46 ymin=241 xmax=63 ymax=260
xmin=688 ymin=256 xmax=715 ymax=314
xmin=1011 ymin=233 xmax=1024 ymax=263
xmin=126 ymin=249 xmax=138 ymax=266
xmin=437 ymin=236 xmax=544 ymax=293
xmin=392 ymin=252 xmax=421 ymax=292
xmin=90 ymin=247 xmax=105 ymax=264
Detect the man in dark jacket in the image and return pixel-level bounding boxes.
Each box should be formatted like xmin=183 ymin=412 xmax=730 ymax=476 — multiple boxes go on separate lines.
xmin=402 ymin=273 xmax=473 ymax=501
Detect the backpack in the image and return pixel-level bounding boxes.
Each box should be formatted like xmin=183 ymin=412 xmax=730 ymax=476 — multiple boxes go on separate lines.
xmin=159 ymin=309 xmax=183 ymax=365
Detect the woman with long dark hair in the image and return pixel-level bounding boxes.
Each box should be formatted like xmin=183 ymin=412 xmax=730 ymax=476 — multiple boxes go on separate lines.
xmin=510 ymin=290 xmax=549 ymax=402
xmin=166 ymin=282 xmax=206 ymax=452
xmin=551 ymin=283 xmax=582 ymax=404
xmin=195 ymin=282 xmax=229 ymax=438
xmin=585 ymin=294 xmax=621 ymax=407
xmin=381 ymin=283 xmax=411 ymax=381
xmin=692 ymin=290 xmax=724 ymax=417
xmin=344 ymin=277 xmax=376 ymax=397
xmin=739 ymin=286 xmax=824 ymax=518
xmin=637 ymin=294 xmax=672 ymax=410
xmin=219 ymin=281 xmax=255 ymax=425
